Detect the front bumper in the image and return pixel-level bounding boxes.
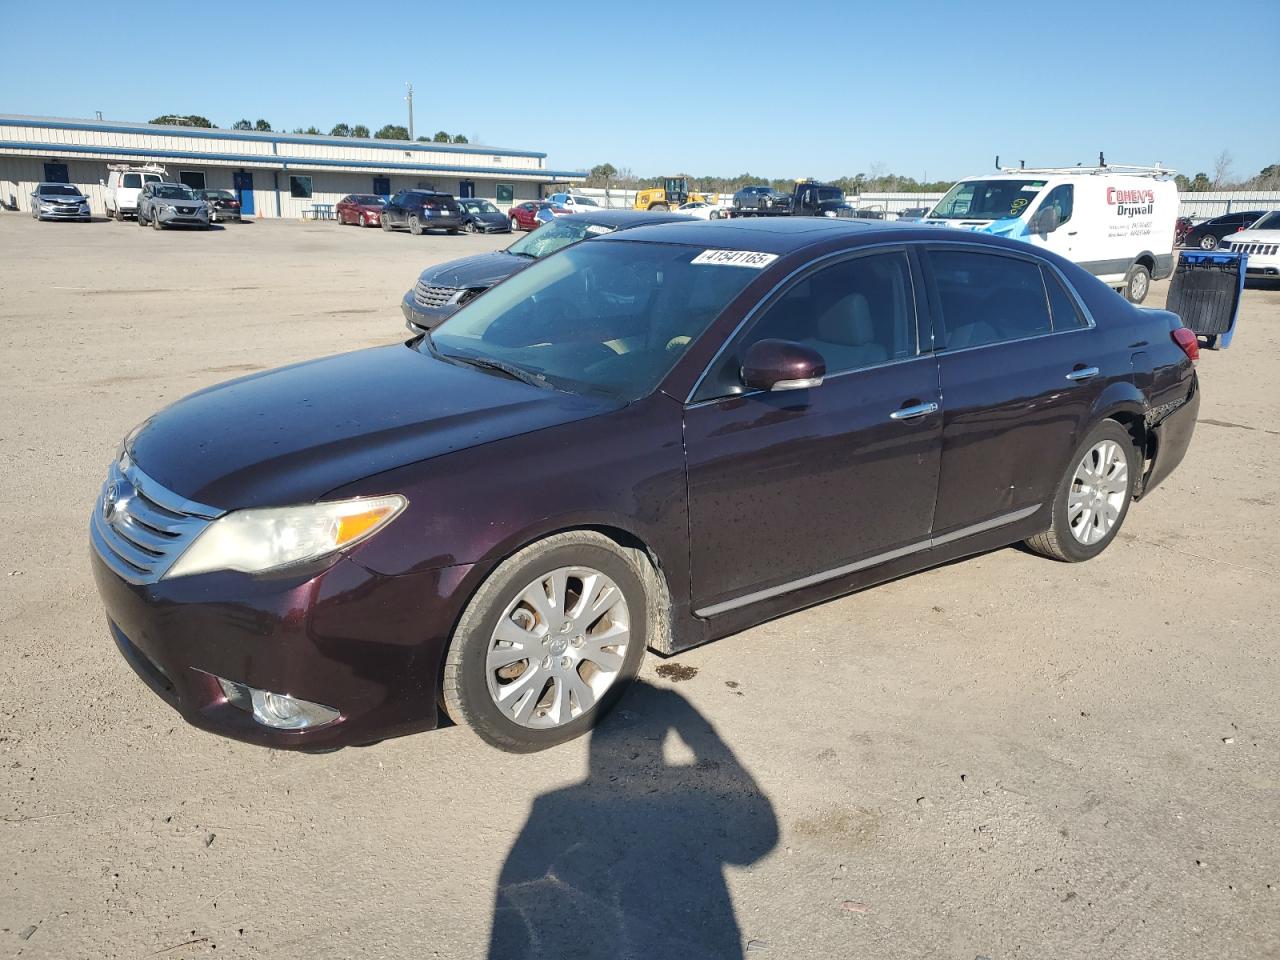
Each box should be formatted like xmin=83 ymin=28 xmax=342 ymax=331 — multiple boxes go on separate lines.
xmin=92 ymin=546 xmax=473 ymax=750
xmin=401 ymin=289 xmax=458 ymax=334
xmin=37 ymin=205 xmax=91 ymax=219
xmin=157 ymin=208 xmax=210 ymax=226
xmin=210 ymin=207 xmax=242 ymax=221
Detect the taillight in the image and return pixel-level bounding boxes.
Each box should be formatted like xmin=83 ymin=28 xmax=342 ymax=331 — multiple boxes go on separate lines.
xmin=1171 ymin=327 xmax=1199 ymax=362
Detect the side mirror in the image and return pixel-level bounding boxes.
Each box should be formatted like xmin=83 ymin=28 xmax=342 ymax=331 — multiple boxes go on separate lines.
xmin=1031 ymin=206 xmax=1061 ymax=234
xmin=741 ymin=339 xmax=826 ymax=392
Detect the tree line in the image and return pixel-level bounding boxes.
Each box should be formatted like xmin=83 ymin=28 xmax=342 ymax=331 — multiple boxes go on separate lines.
xmin=148 ymin=115 xmax=469 ymax=142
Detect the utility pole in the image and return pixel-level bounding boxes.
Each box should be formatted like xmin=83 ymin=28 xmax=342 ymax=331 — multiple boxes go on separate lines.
xmin=405 ymin=82 xmax=414 ymax=141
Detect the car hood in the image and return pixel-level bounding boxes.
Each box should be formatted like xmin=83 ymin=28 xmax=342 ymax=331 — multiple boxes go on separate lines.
xmin=468 ymin=211 xmax=507 ymax=224
xmin=1228 ymin=228 xmax=1280 ymax=243
xmin=417 ymin=250 xmax=530 ymax=289
xmin=128 ymin=343 xmax=617 ymax=509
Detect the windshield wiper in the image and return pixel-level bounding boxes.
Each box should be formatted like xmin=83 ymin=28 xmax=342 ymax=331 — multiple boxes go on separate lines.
xmin=441 ymin=352 xmax=550 ymax=389
xmin=506 ymin=248 xmax=537 ymax=259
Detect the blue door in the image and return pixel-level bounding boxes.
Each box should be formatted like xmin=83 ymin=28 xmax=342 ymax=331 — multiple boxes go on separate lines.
xmin=43 ymin=162 xmax=69 ymax=183
xmin=233 ymin=171 xmax=255 ymax=215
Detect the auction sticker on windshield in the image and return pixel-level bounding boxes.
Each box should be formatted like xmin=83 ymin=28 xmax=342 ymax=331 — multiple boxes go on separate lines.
xmin=691 ymin=249 xmax=779 ymax=268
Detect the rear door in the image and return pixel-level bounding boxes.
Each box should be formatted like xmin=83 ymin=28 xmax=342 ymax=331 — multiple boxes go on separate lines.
xmin=684 ymin=247 xmax=942 ymax=615
xmin=924 ymin=244 xmax=1107 ymax=538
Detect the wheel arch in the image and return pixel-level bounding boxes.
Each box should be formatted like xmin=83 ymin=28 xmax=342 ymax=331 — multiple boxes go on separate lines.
xmin=1133 ymin=250 xmax=1157 ymax=273
xmin=1087 ymin=385 xmax=1151 ymax=497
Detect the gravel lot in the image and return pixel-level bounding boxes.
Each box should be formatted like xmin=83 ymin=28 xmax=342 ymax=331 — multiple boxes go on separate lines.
xmin=2 ymin=214 xmax=1277 ymax=959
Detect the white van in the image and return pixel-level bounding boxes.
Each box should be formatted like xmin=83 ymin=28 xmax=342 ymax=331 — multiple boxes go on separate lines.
xmin=103 ymin=164 xmax=166 ymax=221
xmin=923 ymin=165 xmax=1178 ymax=302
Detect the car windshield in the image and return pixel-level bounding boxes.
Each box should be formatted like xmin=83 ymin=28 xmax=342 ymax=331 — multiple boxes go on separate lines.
xmin=154 ymin=185 xmax=196 ymax=200
xmin=425 ymin=241 xmax=761 ymax=401
xmin=205 ymin=190 xmax=235 ymax=199
xmin=507 ymin=218 xmax=616 ymax=259
xmin=816 ymin=187 xmax=842 ymax=202
xmin=930 ymin=179 xmax=1048 ymax=220
xmin=1249 ymin=211 xmax=1280 ymax=231
xmin=463 ymin=200 xmax=499 ymax=214
xmin=40 ymin=185 xmax=82 ymax=196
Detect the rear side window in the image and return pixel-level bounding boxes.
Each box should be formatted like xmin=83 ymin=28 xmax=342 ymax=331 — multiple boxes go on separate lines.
xmin=1042 ymin=267 xmax=1088 ymax=330
xmin=143 ymin=174 xmax=162 ymax=185
xmin=122 ymin=174 xmax=142 ymax=188
xmin=930 ymin=249 xmax=1051 ymax=349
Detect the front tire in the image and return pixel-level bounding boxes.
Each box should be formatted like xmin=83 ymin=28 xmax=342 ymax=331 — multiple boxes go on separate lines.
xmin=1199 ymin=234 xmax=1218 ymax=251
xmin=358 ymin=213 xmax=367 ymax=227
xmin=442 ymin=531 xmax=649 ymax=752
xmin=1123 ymin=263 xmax=1151 ymax=303
xmin=649 ymin=202 xmax=670 ymax=211
xmin=1025 ymin=420 xmax=1136 ymax=563
xmin=152 ymin=209 xmax=163 ymax=230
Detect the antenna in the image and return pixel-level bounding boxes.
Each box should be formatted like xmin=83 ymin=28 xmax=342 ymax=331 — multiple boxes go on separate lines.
xmin=405 ymin=82 xmax=415 ymax=141
xmin=994 ymin=155 xmax=1000 ymax=170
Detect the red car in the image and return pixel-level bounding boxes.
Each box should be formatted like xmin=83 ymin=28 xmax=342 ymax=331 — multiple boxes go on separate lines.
xmin=336 ymin=194 xmax=386 ymax=227
xmin=509 ymin=200 xmax=571 ymax=231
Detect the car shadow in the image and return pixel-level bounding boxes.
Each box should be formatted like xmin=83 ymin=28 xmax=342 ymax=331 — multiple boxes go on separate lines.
xmin=487 ymin=681 xmax=778 ymax=959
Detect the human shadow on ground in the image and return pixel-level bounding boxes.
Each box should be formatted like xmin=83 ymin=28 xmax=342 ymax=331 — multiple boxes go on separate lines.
xmin=488 ymin=682 xmax=778 ymax=959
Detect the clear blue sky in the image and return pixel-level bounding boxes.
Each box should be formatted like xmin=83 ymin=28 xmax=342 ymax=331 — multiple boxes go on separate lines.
xmin=3 ymin=0 xmax=1277 ymax=183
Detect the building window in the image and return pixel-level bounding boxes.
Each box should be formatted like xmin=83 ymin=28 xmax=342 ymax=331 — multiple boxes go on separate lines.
xmin=289 ymin=175 xmax=313 ymax=199
xmin=495 ymin=183 xmax=514 ymax=204
xmin=373 ymin=176 xmax=391 ymax=196
xmin=43 ymin=162 xmax=69 ymax=183
xmin=179 ymin=170 xmax=206 ymax=190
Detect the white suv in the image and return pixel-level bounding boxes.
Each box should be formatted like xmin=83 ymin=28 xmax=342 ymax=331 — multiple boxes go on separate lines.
xmin=546 ymin=192 xmax=602 ymax=212
xmin=103 ymin=165 xmax=165 ymax=221
xmin=1224 ymin=209 xmax=1280 ymax=279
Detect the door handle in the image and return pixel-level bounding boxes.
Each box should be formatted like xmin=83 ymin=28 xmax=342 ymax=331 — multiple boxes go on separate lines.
xmin=1065 ymin=366 xmax=1100 ymax=381
xmin=889 ymin=402 xmax=939 ymax=420
xmin=1067 ymin=231 xmax=1078 ymax=236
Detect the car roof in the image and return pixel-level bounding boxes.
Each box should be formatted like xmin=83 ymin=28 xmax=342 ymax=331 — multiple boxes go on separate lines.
xmin=601 ymin=216 xmax=908 ymax=252
xmin=569 ymin=208 xmax=695 ymax=228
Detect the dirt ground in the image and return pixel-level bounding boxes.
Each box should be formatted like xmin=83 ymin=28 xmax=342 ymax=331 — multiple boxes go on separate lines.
xmin=1 ymin=214 xmax=1277 ymax=960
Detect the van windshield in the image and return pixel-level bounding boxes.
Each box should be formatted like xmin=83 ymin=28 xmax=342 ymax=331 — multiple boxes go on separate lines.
xmin=930 ymin=179 xmax=1048 ymax=221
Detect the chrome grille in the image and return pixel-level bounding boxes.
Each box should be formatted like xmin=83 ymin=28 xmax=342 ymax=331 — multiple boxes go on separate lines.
xmin=90 ymin=458 xmax=222 ymax=584
xmin=415 ymin=281 xmax=459 ymax=309
xmin=176 ymin=206 xmax=197 ymax=216
xmin=1227 ymin=241 xmax=1278 ymax=256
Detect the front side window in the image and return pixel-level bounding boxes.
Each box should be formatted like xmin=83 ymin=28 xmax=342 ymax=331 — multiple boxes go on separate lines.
xmin=427 ymin=242 xmax=759 ymax=402
xmin=931 ymin=179 xmax=1048 ymax=221
xmin=698 ymin=251 xmax=917 ymax=400
xmin=289 ymin=175 xmax=313 ymax=199
xmin=1039 ymin=184 xmax=1073 ymax=226
xmin=930 ymin=249 xmax=1051 ymax=349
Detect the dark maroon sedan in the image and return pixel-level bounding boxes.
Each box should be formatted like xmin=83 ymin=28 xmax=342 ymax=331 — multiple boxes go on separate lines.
xmin=336 ymin=193 xmax=386 ymax=227
xmin=90 ymin=219 xmax=1201 ymax=753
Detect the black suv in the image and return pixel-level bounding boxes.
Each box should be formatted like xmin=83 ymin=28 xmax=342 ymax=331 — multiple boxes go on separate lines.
xmin=381 ymin=190 xmax=463 ymax=235
xmin=1184 ymin=210 xmax=1267 ymax=250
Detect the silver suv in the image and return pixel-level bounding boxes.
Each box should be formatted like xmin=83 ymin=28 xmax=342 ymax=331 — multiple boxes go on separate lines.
xmin=136 ymin=182 xmax=210 ymax=230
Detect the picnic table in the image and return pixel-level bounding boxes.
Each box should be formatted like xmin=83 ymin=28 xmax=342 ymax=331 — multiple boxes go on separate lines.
xmin=302 ymin=203 xmax=335 ymax=221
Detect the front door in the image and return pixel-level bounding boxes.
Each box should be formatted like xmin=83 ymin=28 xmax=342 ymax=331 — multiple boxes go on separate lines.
xmin=684 ymin=249 xmax=942 ymax=615
xmin=233 ymin=171 xmax=254 ymax=216
xmin=459 ymin=179 xmax=475 ymax=199
xmin=1026 ymin=183 xmax=1075 ymax=260
xmin=924 ymin=245 xmax=1106 ymax=538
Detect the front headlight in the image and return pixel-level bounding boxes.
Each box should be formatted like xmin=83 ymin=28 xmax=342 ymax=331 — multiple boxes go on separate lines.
xmin=165 ymin=494 xmax=407 ymax=579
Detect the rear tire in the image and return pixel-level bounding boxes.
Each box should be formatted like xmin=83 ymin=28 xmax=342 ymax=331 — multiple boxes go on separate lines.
xmin=649 ymin=202 xmax=670 ymax=211
xmin=1199 ymin=234 xmax=1218 ymax=251
xmin=1025 ymin=419 xmax=1136 ymax=563
xmin=381 ymin=214 xmax=392 ymax=232
xmin=441 ymin=531 xmax=649 ymax=752
xmin=1123 ymin=263 xmax=1151 ymax=303
xmin=409 ymin=215 xmax=422 ymax=236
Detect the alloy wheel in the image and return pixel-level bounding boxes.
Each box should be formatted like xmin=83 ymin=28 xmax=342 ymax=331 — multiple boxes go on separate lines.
xmin=484 ymin=566 xmax=631 ymax=729
xmin=1068 ymin=440 xmax=1128 ymax=545
xmin=1200 ymin=234 xmax=1217 ymax=250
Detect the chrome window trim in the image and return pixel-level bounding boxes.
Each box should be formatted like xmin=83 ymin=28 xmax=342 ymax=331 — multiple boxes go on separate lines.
xmin=694 ymin=504 xmax=1041 ymax=618
xmin=686 ymin=241 xmax=922 ymax=405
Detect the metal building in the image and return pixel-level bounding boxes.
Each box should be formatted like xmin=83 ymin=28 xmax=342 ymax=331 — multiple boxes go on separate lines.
xmin=0 ymin=114 xmax=585 ymax=217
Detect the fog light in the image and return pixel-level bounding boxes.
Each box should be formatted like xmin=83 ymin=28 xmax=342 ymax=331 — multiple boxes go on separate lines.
xmin=215 ymin=676 xmax=339 ymax=730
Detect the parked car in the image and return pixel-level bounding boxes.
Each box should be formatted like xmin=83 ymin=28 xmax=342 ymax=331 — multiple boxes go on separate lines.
xmin=381 ymin=190 xmax=462 ymax=235
xmin=92 ymin=218 xmax=1200 ymax=754
xmin=197 ymin=189 xmax=242 ymax=223
xmin=103 ymin=164 xmax=165 ymax=220
xmin=459 ymin=198 xmax=512 ymax=234
xmin=677 ymin=200 xmax=727 ymax=220
xmin=1223 ymin=210 xmax=1280 ymax=278
xmin=30 ymin=183 xmax=91 ymax=221
xmin=336 ymin=194 xmax=386 ymax=227
xmin=895 ymin=207 xmax=931 ymax=222
xmin=136 ymin=182 xmax=210 ymax=230
xmin=546 ymin=192 xmax=602 ymax=212
xmin=509 ymin=201 xmax=570 ymax=232
xmin=1184 ymin=210 xmax=1267 ymax=250
xmin=732 ymin=185 xmax=791 ymax=214
xmin=402 ymin=209 xmax=692 ymax=332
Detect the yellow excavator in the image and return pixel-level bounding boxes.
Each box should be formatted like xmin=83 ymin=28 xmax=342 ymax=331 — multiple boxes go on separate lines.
xmin=633 ymin=176 xmax=713 ymax=211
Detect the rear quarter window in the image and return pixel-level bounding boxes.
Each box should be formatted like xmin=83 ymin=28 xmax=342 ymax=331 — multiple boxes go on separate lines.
xmin=121 ymin=174 xmax=142 ymax=188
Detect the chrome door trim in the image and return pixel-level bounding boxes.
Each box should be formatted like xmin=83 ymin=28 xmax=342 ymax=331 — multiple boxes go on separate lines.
xmin=693 ymin=504 xmax=1041 ymax=618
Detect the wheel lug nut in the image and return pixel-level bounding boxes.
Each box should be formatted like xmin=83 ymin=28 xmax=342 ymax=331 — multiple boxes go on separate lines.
xmin=572 ymin=636 xmax=584 ymax=648
xmin=560 ymin=656 xmax=571 ymax=668
xmin=541 ymin=656 xmax=552 ymax=669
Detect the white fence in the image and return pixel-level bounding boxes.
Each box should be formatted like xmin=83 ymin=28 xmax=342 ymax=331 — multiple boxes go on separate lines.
xmin=572 ymin=186 xmax=1280 ymax=220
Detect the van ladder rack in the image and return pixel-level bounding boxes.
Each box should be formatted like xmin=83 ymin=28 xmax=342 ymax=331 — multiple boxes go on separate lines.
xmin=998 ymin=164 xmax=1176 ymax=178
